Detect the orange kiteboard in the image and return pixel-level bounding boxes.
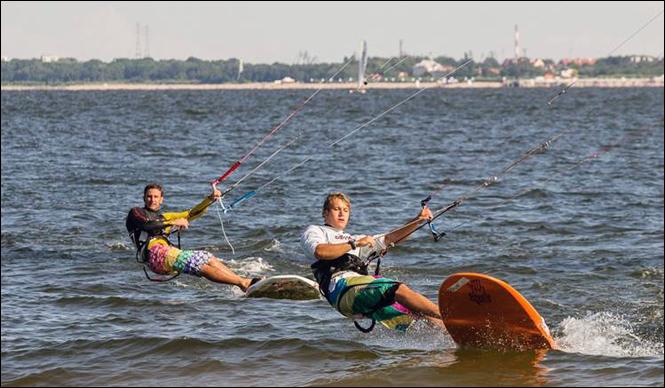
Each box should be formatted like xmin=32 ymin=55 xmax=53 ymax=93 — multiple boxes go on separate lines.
xmin=438 ymin=273 xmax=556 ymax=351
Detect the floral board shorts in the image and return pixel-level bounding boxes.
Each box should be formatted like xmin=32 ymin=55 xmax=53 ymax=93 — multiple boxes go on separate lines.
xmin=147 ymin=244 xmax=213 ymax=277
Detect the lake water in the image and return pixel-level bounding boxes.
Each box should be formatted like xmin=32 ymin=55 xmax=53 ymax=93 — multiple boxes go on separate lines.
xmin=1 ymin=87 xmax=663 ymax=386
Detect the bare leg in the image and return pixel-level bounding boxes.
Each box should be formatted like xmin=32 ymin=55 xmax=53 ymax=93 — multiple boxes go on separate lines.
xmin=199 ymin=257 xmax=253 ymax=291
xmin=394 ymin=284 xmax=445 ymax=329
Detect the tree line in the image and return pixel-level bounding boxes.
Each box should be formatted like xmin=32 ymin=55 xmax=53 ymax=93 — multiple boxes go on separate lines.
xmin=1 ymin=55 xmax=662 ymax=84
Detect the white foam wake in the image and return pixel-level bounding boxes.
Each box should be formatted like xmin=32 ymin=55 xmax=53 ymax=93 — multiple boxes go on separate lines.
xmin=227 ymin=256 xmax=275 ymax=275
xmin=555 ymin=311 xmax=663 ymax=358
xmin=263 ymin=239 xmax=283 ymax=252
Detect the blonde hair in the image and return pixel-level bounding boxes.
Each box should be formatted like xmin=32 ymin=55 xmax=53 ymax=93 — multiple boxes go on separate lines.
xmin=322 ymin=192 xmax=351 ymax=216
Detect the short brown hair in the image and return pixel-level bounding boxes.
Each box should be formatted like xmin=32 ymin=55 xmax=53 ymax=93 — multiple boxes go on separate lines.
xmin=322 ymin=192 xmax=351 ymax=215
xmin=143 ymin=183 xmax=164 ymax=197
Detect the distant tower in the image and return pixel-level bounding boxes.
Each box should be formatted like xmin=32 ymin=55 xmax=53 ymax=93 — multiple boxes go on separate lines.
xmin=514 ymin=24 xmax=521 ymax=61
xmin=143 ymin=25 xmax=150 ymax=58
xmin=135 ymin=23 xmax=142 ymax=59
xmin=399 ymin=39 xmax=404 ymax=57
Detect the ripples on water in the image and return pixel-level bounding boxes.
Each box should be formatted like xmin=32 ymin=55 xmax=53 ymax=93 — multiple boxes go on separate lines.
xmin=1 ymin=88 xmax=663 ymax=386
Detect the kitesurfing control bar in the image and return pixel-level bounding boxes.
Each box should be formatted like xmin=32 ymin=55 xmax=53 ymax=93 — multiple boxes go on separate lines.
xmin=420 ymin=195 xmax=445 ymax=241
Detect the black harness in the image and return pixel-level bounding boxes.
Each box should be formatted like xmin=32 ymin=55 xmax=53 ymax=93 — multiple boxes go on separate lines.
xmin=127 ymin=207 xmax=184 ymax=282
xmin=130 ymin=229 xmax=183 ymax=282
xmin=311 ymin=253 xmax=369 ymax=300
xmin=311 ymin=252 xmax=400 ymax=333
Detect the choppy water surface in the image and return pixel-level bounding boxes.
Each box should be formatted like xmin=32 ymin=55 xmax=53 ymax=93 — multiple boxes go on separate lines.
xmin=2 ymin=87 xmax=663 ymax=386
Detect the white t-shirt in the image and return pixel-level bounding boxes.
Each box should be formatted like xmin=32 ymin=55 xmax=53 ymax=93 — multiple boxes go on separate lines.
xmin=301 ymin=224 xmax=387 ymax=294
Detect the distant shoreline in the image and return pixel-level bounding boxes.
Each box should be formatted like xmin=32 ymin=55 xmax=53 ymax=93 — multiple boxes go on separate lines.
xmin=1 ymin=77 xmax=663 ymax=91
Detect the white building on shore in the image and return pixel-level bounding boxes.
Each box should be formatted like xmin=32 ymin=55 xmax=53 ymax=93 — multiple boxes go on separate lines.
xmin=40 ymin=55 xmax=59 ymax=63
xmin=412 ymin=59 xmax=454 ymax=78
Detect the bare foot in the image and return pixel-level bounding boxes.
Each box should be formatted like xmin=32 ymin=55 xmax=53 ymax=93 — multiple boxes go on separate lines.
xmin=240 ymin=277 xmax=263 ymax=292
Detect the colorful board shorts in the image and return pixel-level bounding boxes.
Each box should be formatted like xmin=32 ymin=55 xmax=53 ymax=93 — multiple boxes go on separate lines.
xmin=147 ymin=244 xmax=213 ymax=277
xmin=330 ymin=275 xmax=414 ymax=332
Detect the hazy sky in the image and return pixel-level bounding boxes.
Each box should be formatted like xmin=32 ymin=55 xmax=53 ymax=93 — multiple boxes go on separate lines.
xmin=2 ymin=1 xmax=663 ymax=63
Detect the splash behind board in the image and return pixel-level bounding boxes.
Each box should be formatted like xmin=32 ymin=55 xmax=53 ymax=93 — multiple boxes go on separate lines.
xmin=438 ymin=273 xmax=556 ymax=351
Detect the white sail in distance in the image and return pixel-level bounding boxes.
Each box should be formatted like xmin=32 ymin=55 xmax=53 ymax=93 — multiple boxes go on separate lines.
xmin=358 ymin=40 xmax=368 ymax=90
